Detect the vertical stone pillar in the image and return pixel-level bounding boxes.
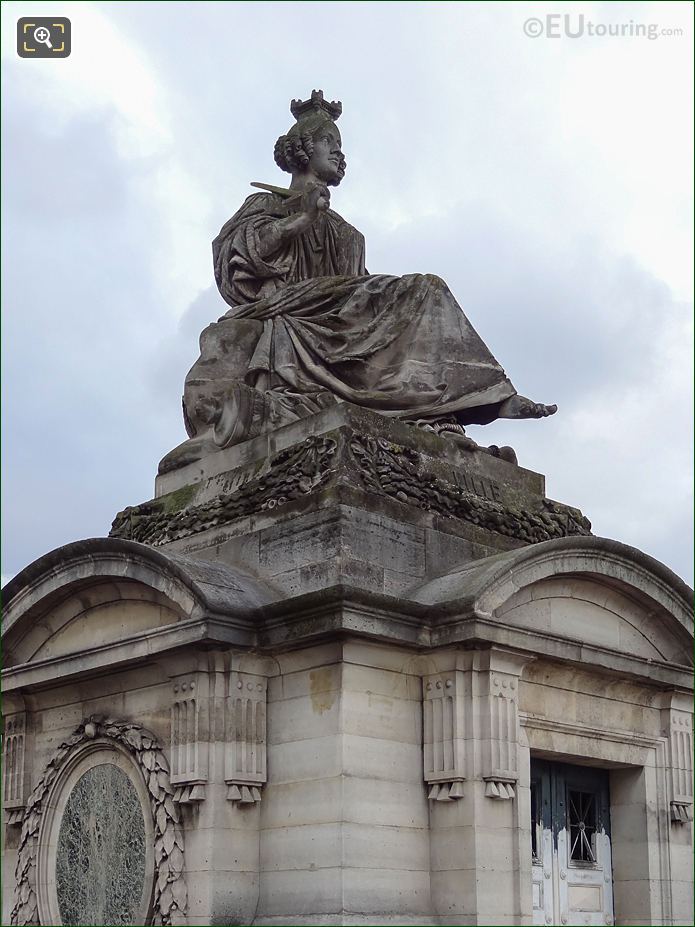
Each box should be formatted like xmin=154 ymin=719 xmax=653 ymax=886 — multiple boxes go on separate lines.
xmin=610 ymin=764 xmax=664 ymax=926
xmin=663 ymin=694 xmax=694 ymax=823
xmin=339 ymin=643 xmax=433 ymax=922
xmin=168 ymin=651 xmax=271 ymax=926
xmin=423 ymin=669 xmax=466 ymax=801
xmin=427 ymin=647 xmax=533 ymax=926
xmin=480 ymin=651 xmax=523 ymax=800
xmin=661 ymin=691 xmax=694 ymax=924
xmin=257 ymin=645 xmax=346 ymax=924
xmin=256 ymin=641 xmax=435 ymax=925
xmin=1 ymin=696 xmax=30 ymax=927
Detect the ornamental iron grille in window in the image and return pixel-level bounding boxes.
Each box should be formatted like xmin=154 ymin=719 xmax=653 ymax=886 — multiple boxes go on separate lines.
xmin=568 ymin=788 xmax=597 ymax=863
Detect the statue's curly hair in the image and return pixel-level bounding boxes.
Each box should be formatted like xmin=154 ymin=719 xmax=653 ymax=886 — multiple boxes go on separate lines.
xmin=274 ymin=131 xmax=315 ymax=172
xmin=274 ymin=117 xmax=346 ymax=186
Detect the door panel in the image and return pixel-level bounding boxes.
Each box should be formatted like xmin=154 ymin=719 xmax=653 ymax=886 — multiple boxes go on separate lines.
xmin=531 ymin=768 xmax=554 ymax=925
xmin=531 ymin=760 xmax=613 ymax=926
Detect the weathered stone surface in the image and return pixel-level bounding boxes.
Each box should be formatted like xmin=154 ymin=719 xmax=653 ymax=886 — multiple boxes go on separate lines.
xmin=3 ymin=535 xmax=692 ymax=695
xmin=155 ymin=403 xmax=544 ymax=499
xmin=3 ymin=89 xmax=694 ymax=927
xmin=113 ymin=405 xmax=589 ymax=558
xmin=2 ymin=537 xmax=693 ymax=926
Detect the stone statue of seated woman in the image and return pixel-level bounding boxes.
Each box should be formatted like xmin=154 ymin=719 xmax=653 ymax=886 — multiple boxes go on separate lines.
xmin=159 ymin=90 xmax=555 ymax=475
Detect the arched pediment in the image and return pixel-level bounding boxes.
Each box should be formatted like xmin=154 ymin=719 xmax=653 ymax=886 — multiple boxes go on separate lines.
xmin=412 ymin=536 xmax=693 ymax=668
xmin=1 ymin=538 xmax=276 ymax=669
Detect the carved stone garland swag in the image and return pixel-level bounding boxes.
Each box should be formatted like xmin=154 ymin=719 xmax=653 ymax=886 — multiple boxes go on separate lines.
xmin=11 ymin=716 xmax=187 ymax=927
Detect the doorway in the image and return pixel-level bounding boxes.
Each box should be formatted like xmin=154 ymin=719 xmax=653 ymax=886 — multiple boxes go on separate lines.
xmin=531 ymin=759 xmax=614 ymax=926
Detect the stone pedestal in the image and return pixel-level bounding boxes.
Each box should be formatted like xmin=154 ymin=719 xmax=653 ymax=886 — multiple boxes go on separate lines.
xmin=111 ymin=403 xmax=591 ymax=602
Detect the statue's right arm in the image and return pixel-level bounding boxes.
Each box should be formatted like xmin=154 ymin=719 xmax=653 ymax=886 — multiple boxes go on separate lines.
xmin=257 ymin=184 xmax=329 ymax=258
xmin=256 ymin=212 xmax=315 ymax=258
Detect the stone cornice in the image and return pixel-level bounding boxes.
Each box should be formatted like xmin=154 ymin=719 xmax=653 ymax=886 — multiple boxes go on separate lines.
xmin=2 ymin=581 xmax=691 ymax=694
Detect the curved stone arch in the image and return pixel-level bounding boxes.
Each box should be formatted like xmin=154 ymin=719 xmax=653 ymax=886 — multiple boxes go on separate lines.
xmin=3 ymin=540 xmax=199 ymax=636
xmin=2 ymin=537 xmax=277 ymax=666
xmin=11 ymin=716 xmax=187 ymax=927
xmin=501 ymin=573 xmax=682 ymax=661
xmin=414 ymin=536 xmax=693 ymax=648
xmin=476 ymin=538 xmax=692 ymax=635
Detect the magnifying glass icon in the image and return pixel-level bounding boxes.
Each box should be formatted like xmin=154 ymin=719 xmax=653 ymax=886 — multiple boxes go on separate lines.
xmin=33 ymin=26 xmax=53 ymax=49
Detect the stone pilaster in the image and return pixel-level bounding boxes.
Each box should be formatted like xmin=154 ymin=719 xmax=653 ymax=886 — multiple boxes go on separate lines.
xmin=662 ymin=692 xmax=693 ymax=824
xmin=170 ymin=665 xmax=209 ymax=804
xmin=423 ymin=670 xmax=466 ymax=800
xmin=225 ymin=669 xmax=267 ymax=803
xmin=477 ymin=648 xmax=527 ymax=800
xmin=426 ymin=647 xmax=534 ymax=926
xmin=2 ymin=709 xmax=27 ymax=826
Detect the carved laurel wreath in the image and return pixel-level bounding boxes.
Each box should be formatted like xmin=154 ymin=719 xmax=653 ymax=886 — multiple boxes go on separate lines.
xmin=11 ymin=716 xmax=187 ymax=926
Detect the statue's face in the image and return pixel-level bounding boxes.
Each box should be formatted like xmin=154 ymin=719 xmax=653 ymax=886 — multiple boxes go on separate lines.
xmin=308 ymin=122 xmax=344 ymax=184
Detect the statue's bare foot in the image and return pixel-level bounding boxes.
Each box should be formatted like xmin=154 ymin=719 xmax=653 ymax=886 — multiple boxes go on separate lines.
xmin=498 ymin=395 xmax=557 ymax=420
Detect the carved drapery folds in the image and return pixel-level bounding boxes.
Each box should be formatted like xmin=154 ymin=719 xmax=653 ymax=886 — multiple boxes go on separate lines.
xmin=423 ymin=671 xmax=465 ymax=800
xmin=2 ymin=711 xmax=27 ymax=825
xmin=226 ymin=671 xmax=267 ymax=804
xmin=666 ymin=706 xmax=694 ymax=823
xmin=170 ymin=674 xmax=208 ymax=804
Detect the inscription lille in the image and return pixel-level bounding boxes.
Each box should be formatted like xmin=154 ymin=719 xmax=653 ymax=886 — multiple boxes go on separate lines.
xmin=452 ymin=469 xmax=503 ymax=502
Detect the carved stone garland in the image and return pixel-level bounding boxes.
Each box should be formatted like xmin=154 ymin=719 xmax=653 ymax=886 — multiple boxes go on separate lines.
xmin=110 ymin=434 xmax=337 ymax=546
xmin=11 ymin=716 xmax=187 ymax=927
xmin=111 ymin=429 xmax=591 ymax=548
xmin=349 ymin=436 xmax=592 ymax=543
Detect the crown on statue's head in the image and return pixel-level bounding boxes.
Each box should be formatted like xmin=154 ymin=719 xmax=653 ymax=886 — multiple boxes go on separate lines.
xmin=290 ymin=90 xmax=342 ymax=123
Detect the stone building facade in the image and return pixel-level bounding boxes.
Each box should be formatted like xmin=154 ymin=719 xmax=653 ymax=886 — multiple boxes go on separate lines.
xmin=2 ymin=405 xmax=693 ymax=925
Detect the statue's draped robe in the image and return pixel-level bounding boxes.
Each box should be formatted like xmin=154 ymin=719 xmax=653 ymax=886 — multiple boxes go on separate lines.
xmin=199 ymin=192 xmax=515 ymax=427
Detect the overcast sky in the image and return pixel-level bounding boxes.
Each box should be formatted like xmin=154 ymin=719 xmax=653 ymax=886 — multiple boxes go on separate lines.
xmin=2 ymin=0 xmax=693 ymax=587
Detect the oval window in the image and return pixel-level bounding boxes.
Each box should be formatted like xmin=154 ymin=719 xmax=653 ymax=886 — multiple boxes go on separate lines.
xmin=55 ymin=763 xmax=146 ymax=926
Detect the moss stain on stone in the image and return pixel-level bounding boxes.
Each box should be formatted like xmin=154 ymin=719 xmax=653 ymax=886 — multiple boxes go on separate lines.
xmin=159 ymin=483 xmax=197 ymax=515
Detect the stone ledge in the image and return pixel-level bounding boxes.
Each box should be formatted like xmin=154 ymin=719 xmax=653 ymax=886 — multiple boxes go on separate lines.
xmin=154 ymin=403 xmax=546 ymax=499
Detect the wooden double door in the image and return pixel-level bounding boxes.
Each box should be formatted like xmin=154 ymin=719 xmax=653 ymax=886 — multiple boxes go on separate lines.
xmin=531 ymin=759 xmax=614 ymax=926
